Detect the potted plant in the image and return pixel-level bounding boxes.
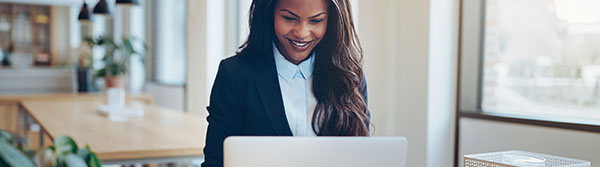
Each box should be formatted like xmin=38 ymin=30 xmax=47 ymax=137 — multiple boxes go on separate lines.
xmin=85 ymin=36 xmax=146 ymax=89
xmin=0 ymin=130 xmax=101 ymax=167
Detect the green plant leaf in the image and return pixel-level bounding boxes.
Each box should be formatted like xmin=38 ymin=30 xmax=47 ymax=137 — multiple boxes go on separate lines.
xmin=122 ymin=38 xmax=135 ymax=55
xmin=64 ymin=153 xmax=88 ymax=167
xmin=95 ymin=68 xmax=106 ymax=77
xmin=0 ymin=130 xmax=12 ymax=143
xmin=80 ymin=145 xmax=102 ymax=167
xmin=0 ymin=156 xmax=7 ymax=167
xmin=55 ymin=155 xmax=66 ymax=167
xmin=84 ymin=37 xmax=96 ymax=47
xmin=17 ymin=144 xmax=36 ymax=159
xmin=54 ymin=136 xmax=78 ymax=156
xmin=89 ymin=35 xmax=148 ymax=78
xmin=0 ymin=141 xmax=35 ymax=167
xmin=87 ymin=151 xmax=102 ymax=167
xmin=77 ymin=145 xmax=91 ymax=162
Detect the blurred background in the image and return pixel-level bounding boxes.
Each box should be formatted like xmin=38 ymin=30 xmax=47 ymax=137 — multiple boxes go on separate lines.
xmin=0 ymin=0 xmax=599 ymax=167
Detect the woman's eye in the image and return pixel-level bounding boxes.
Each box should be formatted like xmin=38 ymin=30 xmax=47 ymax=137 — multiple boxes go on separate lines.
xmin=310 ymin=19 xmax=324 ymax=23
xmin=283 ymin=16 xmax=296 ymax=21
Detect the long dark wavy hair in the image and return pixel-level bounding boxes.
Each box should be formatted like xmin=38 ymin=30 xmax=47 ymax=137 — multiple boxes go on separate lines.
xmin=238 ymin=0 xmax=369 ymax=136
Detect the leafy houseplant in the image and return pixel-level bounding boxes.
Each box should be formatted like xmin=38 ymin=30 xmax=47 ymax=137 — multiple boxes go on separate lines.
xmin=38 ymin=136 xmax=102 ymax=167
xmin=85 ymin=36 xmax=146 ymax=89
xmin=0 ymin=130 xmax=101 ymax=167
xmin=0 ymin=130 xmax=34 ymax=167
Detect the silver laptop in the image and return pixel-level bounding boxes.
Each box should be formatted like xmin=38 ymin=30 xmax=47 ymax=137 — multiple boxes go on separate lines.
xmin=223 ymin=136 xmax=408 ymax=167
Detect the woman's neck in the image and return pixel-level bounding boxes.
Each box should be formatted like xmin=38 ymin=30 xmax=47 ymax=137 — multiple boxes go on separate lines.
xmin=275 ymin=41 xmax=305 ymax=65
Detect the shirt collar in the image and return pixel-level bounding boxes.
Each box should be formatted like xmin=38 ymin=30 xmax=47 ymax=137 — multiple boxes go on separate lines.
xmin=273 ymin=42 xmax=315 ymax=82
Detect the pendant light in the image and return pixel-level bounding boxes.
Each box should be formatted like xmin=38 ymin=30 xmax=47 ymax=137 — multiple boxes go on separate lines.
xmin=77 ymin=1 xmax=91 ymax=21
xmin=93 ymin=0 xmax=111 ymax=15
xmin=116 ymin=0 xmax=139 ymax=6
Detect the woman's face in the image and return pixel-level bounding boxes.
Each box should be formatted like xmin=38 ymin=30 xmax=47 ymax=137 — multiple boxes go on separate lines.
xmin=274 ymin=0 xmax=328 ymax=65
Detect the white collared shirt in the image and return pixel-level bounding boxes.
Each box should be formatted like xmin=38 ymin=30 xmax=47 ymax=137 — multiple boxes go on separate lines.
xmin=273 ymin=43 xmax=318 ymax=137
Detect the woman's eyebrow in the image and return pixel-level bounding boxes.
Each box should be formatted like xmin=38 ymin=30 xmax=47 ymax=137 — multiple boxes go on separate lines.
xmin=280 ymin=9 xmax=299 ymax=17
xmin=279 ymin=9 xmax=327 ymax=18
xmin=309 ymin=12 xmax=327 ymax=18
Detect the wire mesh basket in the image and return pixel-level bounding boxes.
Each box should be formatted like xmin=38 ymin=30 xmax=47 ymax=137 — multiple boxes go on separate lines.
xmin=464 ymin=150 xmax=591 ymax=167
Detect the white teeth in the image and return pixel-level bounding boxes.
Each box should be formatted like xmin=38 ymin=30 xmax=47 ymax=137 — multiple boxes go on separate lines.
xmin=290 ymin=40 xmax=309 ymax=47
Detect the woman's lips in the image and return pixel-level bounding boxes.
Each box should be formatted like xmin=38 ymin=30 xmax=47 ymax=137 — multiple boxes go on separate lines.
xmin=287 ymin=38 xmax=313 ymax=52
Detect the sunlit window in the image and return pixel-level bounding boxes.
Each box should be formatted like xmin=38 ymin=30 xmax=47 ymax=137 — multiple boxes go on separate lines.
xmin=482 ymin=0 xmax=600 ymax=120
xmin=152 ymin=0 xmax=186 ymax=86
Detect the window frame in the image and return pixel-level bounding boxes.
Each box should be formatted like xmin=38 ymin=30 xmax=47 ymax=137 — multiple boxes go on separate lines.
xmin=455 ymin=0 xmax=600 ymax=165
xmin=457 ymin=0 xmax=600 ymax=130
xmin=147 ymin=0 xmax=188 ymax=87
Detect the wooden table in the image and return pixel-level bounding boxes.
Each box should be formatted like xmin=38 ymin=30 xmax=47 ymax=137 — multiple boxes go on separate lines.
xmin=0 ymin=93 xmax=154 ymax=150
xmin=20 ymin=97 xmax=207 ymax=165
xmin=0 ymin=93 xmax=154 ymax=104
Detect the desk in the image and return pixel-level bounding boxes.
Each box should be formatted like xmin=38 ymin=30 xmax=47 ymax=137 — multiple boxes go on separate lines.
xmin=0 ymin=93 xmax=154 ymax=104
xmin=0 ymin=93 xmax=153 ymax=149
xmin=20 ymin=98 xmax=207 ymax=165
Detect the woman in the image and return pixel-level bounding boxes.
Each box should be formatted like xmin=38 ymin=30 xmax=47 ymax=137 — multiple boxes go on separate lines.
xmin=202 ymin=0 xmax=370 ymax=167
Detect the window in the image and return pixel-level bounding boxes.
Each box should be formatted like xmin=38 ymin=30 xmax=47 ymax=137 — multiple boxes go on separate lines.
xmin=205 ymin=0 xmax=252 ymax=103
xmin=481 ymin=0 xmax=600 ymax=120
xmin=152 ymin=0 xmax=186 ymax=86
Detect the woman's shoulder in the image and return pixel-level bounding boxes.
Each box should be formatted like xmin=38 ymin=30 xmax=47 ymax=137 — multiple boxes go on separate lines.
xmin=218 ymin=54 xmax=259 ymax=74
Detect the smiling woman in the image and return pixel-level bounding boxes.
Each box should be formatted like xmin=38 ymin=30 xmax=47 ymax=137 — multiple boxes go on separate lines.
xmin=202 ymin=0 xmax=368 ymax=167
xmin=273 ymin=0 xmax=328 ymax=64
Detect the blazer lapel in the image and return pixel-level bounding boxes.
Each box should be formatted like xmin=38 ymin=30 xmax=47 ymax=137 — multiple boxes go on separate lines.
xmin=254 ymin=55 xmax=293 ymax=136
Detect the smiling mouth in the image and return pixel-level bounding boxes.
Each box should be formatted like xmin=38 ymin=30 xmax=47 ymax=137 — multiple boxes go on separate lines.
xmin=287 ymin=38 xmax=314 ymax=51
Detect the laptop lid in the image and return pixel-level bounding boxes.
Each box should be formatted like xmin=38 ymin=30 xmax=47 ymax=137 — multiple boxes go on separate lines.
xmin=223 ymin=136 xmax=408 ymax=167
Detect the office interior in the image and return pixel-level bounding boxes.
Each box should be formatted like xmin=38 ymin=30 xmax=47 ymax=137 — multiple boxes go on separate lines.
xmin=0 ymin=0 xmax=599 ymax=167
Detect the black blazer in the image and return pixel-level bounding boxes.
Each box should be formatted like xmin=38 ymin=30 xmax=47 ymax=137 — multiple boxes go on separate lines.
xmin=201 ymin=54 xmax=369 ymax=167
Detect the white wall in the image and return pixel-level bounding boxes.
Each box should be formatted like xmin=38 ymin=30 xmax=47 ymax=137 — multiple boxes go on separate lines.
xmin=459 ymin=118 xmax=600 ymax=167
xmin=358 ymin=0 xmax=458 ymax=166
xmin=50 ymin=6 xmax=71 ymax=65
xmin=427 ymin=0 xmax=459 ymax=167
xmin=186 ymin=0 xmax=208 ymax=118
xmin=359 ymin=0 xmax=425 ymax=166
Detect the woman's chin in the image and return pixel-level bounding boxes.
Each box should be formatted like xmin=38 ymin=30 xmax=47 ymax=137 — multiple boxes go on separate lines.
xmin=291 ymin=56 xmax=309 ymax=63
xmin=290 ymin=51 xmax=313 ymax=61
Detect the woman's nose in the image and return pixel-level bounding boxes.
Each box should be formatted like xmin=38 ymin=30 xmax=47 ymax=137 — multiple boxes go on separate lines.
xmin=293 ymin=22 xmax=311 ymax=39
